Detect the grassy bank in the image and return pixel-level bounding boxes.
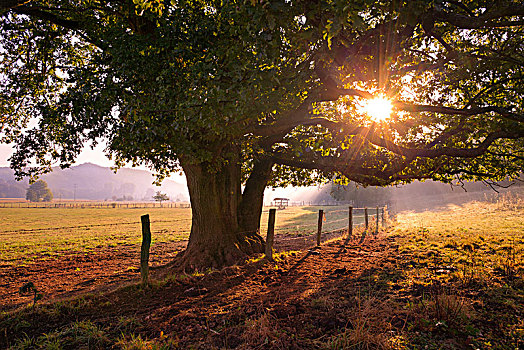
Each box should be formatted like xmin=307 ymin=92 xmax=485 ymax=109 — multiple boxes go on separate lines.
xmin=0 ymin=199 xmax=522 ymax=349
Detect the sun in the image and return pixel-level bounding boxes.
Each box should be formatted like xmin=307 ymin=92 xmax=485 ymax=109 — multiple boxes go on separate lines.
xmin=361 ymin=96 xmax=393 ymax=122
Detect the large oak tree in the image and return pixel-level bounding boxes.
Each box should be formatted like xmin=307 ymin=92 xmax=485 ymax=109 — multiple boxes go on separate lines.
xmin=1 ymin=0 xmax=523 ymax=269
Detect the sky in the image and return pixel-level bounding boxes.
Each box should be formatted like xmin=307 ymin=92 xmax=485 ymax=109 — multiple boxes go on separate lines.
xmin=0 ymin=142 xmax=117 ymax=168
xmin=0 ymin=143 xmax=114 ymax=167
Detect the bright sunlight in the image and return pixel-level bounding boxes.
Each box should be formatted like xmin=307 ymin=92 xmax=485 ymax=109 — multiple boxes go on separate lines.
xmin=361 ymin=96 xmax=393 ymax=122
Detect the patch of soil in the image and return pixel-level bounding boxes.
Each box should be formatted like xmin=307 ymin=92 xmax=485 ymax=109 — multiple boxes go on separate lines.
xmin=0 ymin=241 xmax=184 ymax=312
xmin=0 ymin=229 xmax=352 ymax=312
xmin=1 ymin=231 xmax=398 ymax=349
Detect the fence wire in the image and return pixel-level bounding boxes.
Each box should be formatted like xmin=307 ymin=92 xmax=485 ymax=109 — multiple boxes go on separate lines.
xmin=259 ymin=206 xmax=385 ymax=240
xmin=2 ymin=205 xmax=387 ymax=245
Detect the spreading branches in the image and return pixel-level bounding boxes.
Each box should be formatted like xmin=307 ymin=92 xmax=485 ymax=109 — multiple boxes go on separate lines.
xmin=393 ymin=102 xmax=524 ymax=124
xmin=432 ymin=2 xmax=524 ymax=29
xmin=10 ymin=5 xmax=81 ymax=31
xmin=2 ymin=0 xmax=524 ymax=189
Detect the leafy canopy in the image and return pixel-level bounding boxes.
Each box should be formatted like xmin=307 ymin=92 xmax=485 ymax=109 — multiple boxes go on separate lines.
xmin=1 ymin=0 xmax=523 ymax=187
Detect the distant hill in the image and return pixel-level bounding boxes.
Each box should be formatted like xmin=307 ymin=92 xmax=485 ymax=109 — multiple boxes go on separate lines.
xmin=0 ymin=163 xmax=188 ymax=201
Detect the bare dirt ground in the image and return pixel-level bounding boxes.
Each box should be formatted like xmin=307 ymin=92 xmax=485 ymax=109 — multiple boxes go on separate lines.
xmin=1 ymin=231 xmax=398 ymax=349
xmin=0 ymin=229 xmax=349 ymax=312
xmin=0 ymin=242 xmax=182 ymax=312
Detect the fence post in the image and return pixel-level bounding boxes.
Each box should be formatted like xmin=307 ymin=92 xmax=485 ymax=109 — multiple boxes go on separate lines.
xmin=375 ymin=207 xmax=379 ymax=235
xmin=317 ymin=209 xmax=324 ymax=246
xmin=140 ymin=214 xmax=151 ymax=286
xmin=265 ymin=209 xmax=276 ymax=261
xmin=364 ymin=208 xmax=369 ymax=231
xmin=348 ymin=206 xmax=353 ymax=240
xmin=381 ymin=206 xmax=386 ymax=227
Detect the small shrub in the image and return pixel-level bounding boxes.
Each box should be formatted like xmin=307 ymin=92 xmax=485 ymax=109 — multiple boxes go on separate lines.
xmin=116 ymin=333 xmax=178 ymax=350
xmin=414 ymin=285 xmax=472 ymax=333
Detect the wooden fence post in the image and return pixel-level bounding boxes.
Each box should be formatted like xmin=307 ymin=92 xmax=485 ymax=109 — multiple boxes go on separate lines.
xmin=140 ymin=214 xmax=151 ymax=286
xmin=317 ymin=209 xmax=324 ymax=246
xmin=348 ymin=206 xmax=353 ymax=240
xmin=265 ymin=209 xmax=276 ymax=261
xmin=364 ymin=208 xmax=369 ymax=230
xmin=375 ymin=207 xmax=379 ymax=235
xmin=381 ymin=207 xmax=386 ymax=227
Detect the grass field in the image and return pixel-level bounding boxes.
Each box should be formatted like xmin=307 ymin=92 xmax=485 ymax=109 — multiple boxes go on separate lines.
xmin=393 ymin=198 xmax=524 ymax=286
xmin=0 ymin=207 xmax=192 ymax=266
xmin=0 ymin=205 xmax=373 ymax=267
xmin=2 ymin=199 xmax=521 ymax=349
xmin=388 ymin=198 xmax=524 ymax=349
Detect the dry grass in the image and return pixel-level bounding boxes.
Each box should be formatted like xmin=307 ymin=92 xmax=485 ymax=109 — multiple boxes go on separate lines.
xmin=327 ymin=295 xmax=391 ymax=350
xmin=388 ymin=195 xmax=523 ymax=348
xmin=0 ymin=207 xmax=192 ymax=265
xmin=241 ymin=313 xmax=281 ymax=348
xmin=327 ymin=322 xmax=389 ymax=350
xmin=1 ymin=197 xmax=522 ymax=349
xmin=0 ymin=205 xmax=366 ymax=266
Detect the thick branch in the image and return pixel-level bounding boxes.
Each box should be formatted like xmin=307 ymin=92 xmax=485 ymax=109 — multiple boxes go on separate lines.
xmin=253 ymin=87 xmax=371 ymax=140
xmin=433 ymin=3 xmax=524 ymax=29
xmin=270 ymin=151 xmax=420 ymax=186
xmin=270 ymin=127 xmax=521 ymax=186
xmin=394 ymin=102 xmax=524 ymax=123
xmin=367 ymin=130 xmax=521 ymax=158
xmin=315 ymin=88 xmax=373 ymax=103
xmin=0 ymin=0 xmax=30 ymax=13
xmin=13 ymin=5 xmax=81 ymax=30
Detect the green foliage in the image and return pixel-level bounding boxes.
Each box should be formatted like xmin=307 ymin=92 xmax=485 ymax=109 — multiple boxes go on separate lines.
xmin=25 ymin=180 xmax=53 ymax=202
xmin=2 ymin=0 xmax=314 ymax=181
xmin=2 ymin=1 xmax=521 ymax=186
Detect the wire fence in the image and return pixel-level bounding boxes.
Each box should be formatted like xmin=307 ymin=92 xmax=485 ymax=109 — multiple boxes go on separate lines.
xmin=260 ymin=206 xmax=387 ymax=240
xmin=0 ymin=201 xmax=191 ymax=209
xmin=246 ymin=205 xmax=389 ymax=261
xmin=1 ymin=204 xmax=388 ymax=272
xmin=0 ymin=206 xmax=386 ymax=237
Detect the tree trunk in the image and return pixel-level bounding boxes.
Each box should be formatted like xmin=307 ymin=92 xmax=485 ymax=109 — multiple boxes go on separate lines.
xmin=175 ymin=156 xmax=265 ymax=270
xmin=238 ymin=157 xmax=274 ymax=234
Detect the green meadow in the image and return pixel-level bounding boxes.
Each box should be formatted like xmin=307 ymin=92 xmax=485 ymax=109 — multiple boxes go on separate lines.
xmin=0 ymin=205 xmax=373 ymax=266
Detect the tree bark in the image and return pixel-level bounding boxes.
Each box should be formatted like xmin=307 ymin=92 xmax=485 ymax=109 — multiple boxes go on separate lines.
xmin=175 ymin=155 xmax=265 ymax=270
xmin=238 ymin=157 xmax=274 ymax=234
